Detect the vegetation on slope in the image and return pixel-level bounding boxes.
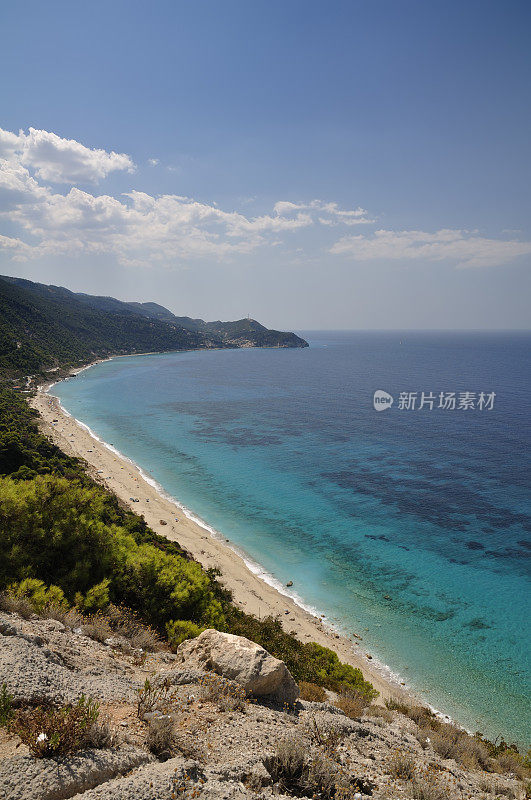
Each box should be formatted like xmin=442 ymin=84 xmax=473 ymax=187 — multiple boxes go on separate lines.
xmin=0 ymin=275 xmax=307 ymax=379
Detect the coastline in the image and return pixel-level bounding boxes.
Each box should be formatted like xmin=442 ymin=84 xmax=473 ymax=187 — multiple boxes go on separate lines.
xmin=31 ymin=367 xmax=420 ymax=706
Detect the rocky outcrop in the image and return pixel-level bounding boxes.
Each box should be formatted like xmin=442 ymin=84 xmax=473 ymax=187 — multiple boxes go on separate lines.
xmin=0 ymin=612 xmax=526 ymax=800
xmin=175 ymin=629 xmax=299 ymax=704
xmin=0 ymin=747 xmax=152 ymax=800
xmin=0 ymin=616 xmax=138 ymax=706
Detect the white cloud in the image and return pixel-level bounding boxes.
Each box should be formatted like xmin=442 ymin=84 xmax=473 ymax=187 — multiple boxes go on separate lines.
xmin=274 ymin=199 xmax=374 ymax=226
xmin=0 ymin=127 xmax=134 ymax=184
xmin=0 ymin=126 xmax=529 ymax=272
xmin=330 ymin=229 xmax=531 ymax=269
xmin=148 ymin=158 xmax=160 ymax=166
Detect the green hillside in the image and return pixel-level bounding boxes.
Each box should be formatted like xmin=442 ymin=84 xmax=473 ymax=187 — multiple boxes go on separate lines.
xmin=0 ymin=276 xmax=308 ymax=378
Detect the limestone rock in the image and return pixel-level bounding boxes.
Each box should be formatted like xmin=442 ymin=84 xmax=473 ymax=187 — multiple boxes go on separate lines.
xmin=0 ymin=747 xmax=152 ymax=800
xmin=176 ymin=629 xmax=298 ymax=703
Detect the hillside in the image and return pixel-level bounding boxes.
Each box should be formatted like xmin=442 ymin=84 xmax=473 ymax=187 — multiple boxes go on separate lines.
xmin=0 ymin=276 xmax=307 ymax=378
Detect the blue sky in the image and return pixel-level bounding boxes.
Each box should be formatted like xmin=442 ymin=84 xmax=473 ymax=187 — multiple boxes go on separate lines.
xmin=0 ymin=0 xmax=530 ymax=329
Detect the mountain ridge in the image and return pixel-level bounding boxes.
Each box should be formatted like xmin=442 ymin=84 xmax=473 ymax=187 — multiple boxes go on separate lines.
xmin=0 ymin=275 xmax=308 ymax=378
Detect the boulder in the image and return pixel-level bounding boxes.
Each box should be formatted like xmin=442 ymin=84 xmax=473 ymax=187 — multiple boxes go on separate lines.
xmin=176 ymin=629 xmax=298 ymax=704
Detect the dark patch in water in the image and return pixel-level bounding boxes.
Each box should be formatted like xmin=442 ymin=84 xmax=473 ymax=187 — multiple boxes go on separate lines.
xmin=466 ymin=540 xmax=485 ymax=550
xmin=464 ymin=618 xmax=492 ymax=631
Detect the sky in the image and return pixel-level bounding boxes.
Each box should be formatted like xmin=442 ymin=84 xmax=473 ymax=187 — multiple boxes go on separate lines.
xmin=0 ymin=0 xmax=530 ymax=330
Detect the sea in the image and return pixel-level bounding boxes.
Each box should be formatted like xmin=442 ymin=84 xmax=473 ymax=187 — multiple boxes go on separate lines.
xmin=51 ymin=331 xmax=531 ymax=745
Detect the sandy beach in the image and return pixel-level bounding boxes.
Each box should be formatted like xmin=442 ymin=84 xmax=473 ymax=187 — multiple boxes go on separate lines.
xmin=31 ymin=381 xmax=416 ymax=704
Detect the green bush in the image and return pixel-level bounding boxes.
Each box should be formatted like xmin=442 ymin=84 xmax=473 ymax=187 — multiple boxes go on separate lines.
xmin=7 ymin=578 xmax=67 ymax=615
xmin=0 ymin=474 xmax=225 ymax=631
xmin=75 ymin=578 xmax=111 ymax=613
xmin=166 ymin=619 xmax=202 ymax=648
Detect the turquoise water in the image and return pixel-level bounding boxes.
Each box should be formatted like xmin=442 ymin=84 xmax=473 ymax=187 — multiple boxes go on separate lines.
xmin=52 ymin=332 xmax=530 ymax=745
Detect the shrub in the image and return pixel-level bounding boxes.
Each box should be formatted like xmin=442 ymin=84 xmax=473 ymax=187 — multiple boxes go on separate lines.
xmin=7 ymin=578 xmax=67 ymax=615
xmin=166 ymin=619 xmax=202 ymax=649
xmin=82 ymin=612 xmax=113 ymax=643
xmin=136 ymin=677 xmax=177 ymax=719
xmin=306 ymin=715 xmax=348 ymax=757
xmin=387 ymin=749 xmax=415 ymax=779
xmin=335 ymin=691 xmax=370 ymax=720
xmin=364 ymin=704 xmax=394 ymax=722
xmin=0 ymin=471 xmax=378 ymax=705
xmin=299 ymin=681 xmax=328 ymax=703
xmin=0 ymin=683 xmax=13 ymax=726
xmin=266 ymin=737 xmax=308 ymax=795
xmin=495 ymin=749 xmax=526 ymax=777
xmin=74 ymin=579 xmax=110 ymax=613
xmin=303 ymin=642 xmax=378 ymax=699
xmin=10 ymin=695 xmax=100 ymax=758
xmin=266 ymin=736 xmax=371 ymax=800
xmin=198 ymin=674 xmax=247 ymax=712
xmin=428 ymin=724 xmax=490 ymax=769
xmin=305 ymin=751 xmax=339 ymax=799
xmin=0 ymin=475 xmax=225 ymax=632
xmin=146 ymin=716 xmax=176 ymax=761
xmin=409 ymin=777 xmax=448 ymax=800
xmin=0 ymin=590 xmax=34 ymax=618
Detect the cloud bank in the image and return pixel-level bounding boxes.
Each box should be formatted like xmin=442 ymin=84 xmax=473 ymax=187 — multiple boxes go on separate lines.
xmin=0 ymin=126 xmax=529 ymax=270
xmin=330 ymin=229 xmax=531 ymax=269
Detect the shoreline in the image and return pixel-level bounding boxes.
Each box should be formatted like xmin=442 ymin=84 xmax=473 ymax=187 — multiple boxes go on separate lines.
xmin=31 ymin=364 xmax=421 ymax=707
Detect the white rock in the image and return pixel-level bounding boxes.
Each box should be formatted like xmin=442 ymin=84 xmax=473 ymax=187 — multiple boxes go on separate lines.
xmin=176 ymin=629 xmax=298 ymax=703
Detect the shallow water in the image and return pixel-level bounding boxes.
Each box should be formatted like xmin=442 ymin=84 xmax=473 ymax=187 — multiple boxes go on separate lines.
xmin=52 ymin=331 xmax=531 ymax=744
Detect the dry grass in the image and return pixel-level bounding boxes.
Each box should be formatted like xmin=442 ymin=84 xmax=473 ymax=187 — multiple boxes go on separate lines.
xmin=386 ymin=749 xmax=415 ymax=780
xmin=266 ymin=735 xmax=375 ymax=800
xmin=385 ymin=696 xmax=497 ymax=773
xmin=0 ymin=683 xmax=14 ymax=726
xmin=335 ymin=691 xmax=370 ymax=720
xmin=145 ymin=713 xmax=205 ymax=762
xmin=428 ymin=725 xmax=490 ymax=770
xmin=82 ymin=612 xmax=114 ymax=643
xmin=364 ymin=704 xmax=394 ymax=723
xmin=145 ymin=716 xmax=176 ymax=761
xmin=494 ymin=750 xmax=528 ymax=780
xmin=0 ymin=591 xmax=34 ymax=619
xmin=198 ymin=674 xmax=247 ymax=712
xmin=478 ymin=777 xmax=518 ymax=797
xmin=40 ymin=603 xmax=85 ymax=628
xmin=299 ymin=681 xmax=327 ymax=703
xmin=384 ymin=697 xmax=436 ymax=728
xmin=104 ymin=605 xmax=162 ymax=651
xmin=307 ymin=716 xmax=346 ymax=757
xmin=409 ymin=776 xmax=448 ymax=800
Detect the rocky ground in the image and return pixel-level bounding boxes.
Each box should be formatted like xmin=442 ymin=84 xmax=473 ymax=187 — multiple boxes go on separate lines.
xmin=0 ymin=611 xmax=526 ymax=800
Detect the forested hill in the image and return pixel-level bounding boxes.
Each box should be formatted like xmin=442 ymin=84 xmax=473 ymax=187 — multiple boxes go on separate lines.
xmin=0 ymin=276 xmax=308 ymax=378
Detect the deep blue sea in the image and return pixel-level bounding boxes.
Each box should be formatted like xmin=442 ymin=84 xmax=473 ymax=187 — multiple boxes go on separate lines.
xmin=52 ymin=332 xmax=531 ymax=744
